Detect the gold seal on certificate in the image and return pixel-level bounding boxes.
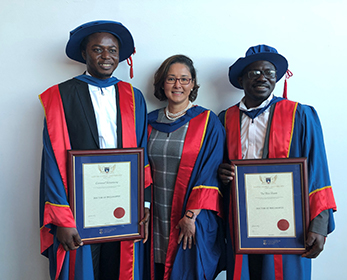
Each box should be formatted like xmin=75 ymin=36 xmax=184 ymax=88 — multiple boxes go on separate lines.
xmin=68 ymin=148 xmax=144 ymax=244
xmin=231 ymin=158 xmax=309 ymax=254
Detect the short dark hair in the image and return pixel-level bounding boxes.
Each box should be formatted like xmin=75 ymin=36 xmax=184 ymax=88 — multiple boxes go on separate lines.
xmin=153 ymin=55 xmax=200 ymax=101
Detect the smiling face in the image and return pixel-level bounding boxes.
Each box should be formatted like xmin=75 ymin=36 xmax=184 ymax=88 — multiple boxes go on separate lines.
xmin=163 ymin=63 xmax=194 ymax=111
xmin=238 ymin=60 xmax=277 ymax=108
xmin=81 ymin=32 xmax=119 ymax=79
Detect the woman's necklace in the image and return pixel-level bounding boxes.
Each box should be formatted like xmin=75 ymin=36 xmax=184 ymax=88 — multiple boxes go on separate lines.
xmin=165 ymin=101 xmax=193 ymax=121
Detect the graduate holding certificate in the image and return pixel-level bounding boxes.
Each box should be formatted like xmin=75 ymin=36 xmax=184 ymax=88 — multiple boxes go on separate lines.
xmin=218 ymin=44 xmax=337 ymax=280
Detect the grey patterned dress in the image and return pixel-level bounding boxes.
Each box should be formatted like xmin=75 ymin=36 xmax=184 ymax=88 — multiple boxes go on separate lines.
xmin=147 ymin=108 xmax=189 ymax=264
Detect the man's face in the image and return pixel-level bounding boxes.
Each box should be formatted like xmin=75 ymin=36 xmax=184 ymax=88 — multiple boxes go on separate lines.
xmin=82 ymin=32 xmax=120 ymax=79
xmin=238 ymin=60 xmax=277 ymax=108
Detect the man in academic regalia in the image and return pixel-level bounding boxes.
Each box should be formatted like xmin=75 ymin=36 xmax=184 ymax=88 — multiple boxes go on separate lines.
xmin=39 ymin=20 xmax=151 ymax=280
xmin=218 ymin=44 xmax=336 ymax=280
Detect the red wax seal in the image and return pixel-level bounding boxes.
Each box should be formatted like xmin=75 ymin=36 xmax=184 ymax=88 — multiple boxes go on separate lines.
xmin=277 ymin=219 xmax=290 ymax=231
xmin=114 ymin=207 xmax=125 ymax=219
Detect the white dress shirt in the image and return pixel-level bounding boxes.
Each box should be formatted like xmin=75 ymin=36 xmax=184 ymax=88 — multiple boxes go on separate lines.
xmin=239 ymin=94 xmax=274 ymax=159
xmin=88 ymin=79 xmax=118 ymax=149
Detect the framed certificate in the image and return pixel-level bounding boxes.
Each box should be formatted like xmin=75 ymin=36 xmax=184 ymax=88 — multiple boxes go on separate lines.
xmin=67 ymin=148 xmax=144 ymax=244
xmin=231 ymin=158 xmax=309 ymax=254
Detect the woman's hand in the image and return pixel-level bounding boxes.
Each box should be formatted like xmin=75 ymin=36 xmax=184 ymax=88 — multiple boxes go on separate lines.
xmin=176 ymin=209 xmax=201 ymax=250
xmin=218 ymin=163 xmax=235 ymax=185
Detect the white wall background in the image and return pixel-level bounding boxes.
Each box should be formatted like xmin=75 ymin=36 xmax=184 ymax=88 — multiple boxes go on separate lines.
xmin=0 ymin=0 xmax=345 ymax=279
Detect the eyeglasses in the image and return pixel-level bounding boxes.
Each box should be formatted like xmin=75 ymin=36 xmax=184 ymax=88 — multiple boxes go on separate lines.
xmin=246 ymin=69 xmax=276 ymax=79
xmin=165 ymin=77 xmax=192 ymax=85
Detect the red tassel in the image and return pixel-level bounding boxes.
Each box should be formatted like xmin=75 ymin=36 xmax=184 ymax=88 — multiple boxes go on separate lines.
xmin=283 ymin=69 xmax=293 ymax=99
xmin=127 ymin=48 xmax=136 ymax=79
xmin=283 ymin=79 xmax=288 ymax=99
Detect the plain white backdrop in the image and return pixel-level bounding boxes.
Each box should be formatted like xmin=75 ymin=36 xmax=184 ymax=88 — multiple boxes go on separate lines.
xmin=0 ymin=0 xmax=345 ymax=279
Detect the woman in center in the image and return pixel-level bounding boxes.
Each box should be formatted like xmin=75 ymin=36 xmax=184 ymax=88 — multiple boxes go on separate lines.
xmin=147 ymin=55 xmax=225 ymax=280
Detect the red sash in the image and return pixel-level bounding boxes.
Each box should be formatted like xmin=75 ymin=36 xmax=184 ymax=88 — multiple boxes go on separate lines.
xmin=116 ymin=82 xmax=138 ymax=280
xmin=268 ymin=101 xmax=298 ymax=158
xmin=40 ymin=85 xmax=74 ymax=279
xmin=163 ymin=110 xmax=210 ymax=279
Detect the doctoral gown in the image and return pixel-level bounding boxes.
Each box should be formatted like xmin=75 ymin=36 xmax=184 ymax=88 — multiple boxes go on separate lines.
xmin=39 ymin=78 xmax=151 ymax=280
xmin=219 ymin=98 xmax=336 ymax=280
xmin=147 ymin=106 xmax=226 ymax=280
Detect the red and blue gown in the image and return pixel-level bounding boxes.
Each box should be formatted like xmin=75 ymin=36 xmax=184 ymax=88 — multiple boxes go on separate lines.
xmin=219 ymin=97 xmax=337 ymax=280
xmin=39 ymin=78 xmax=152 ymax=280
xmin=146 ymin=106 xmax=226 ymax=280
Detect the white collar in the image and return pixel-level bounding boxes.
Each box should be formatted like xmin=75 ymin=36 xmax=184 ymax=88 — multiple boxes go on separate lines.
xmin=239 ymin=93 xmax=274 ymax=112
